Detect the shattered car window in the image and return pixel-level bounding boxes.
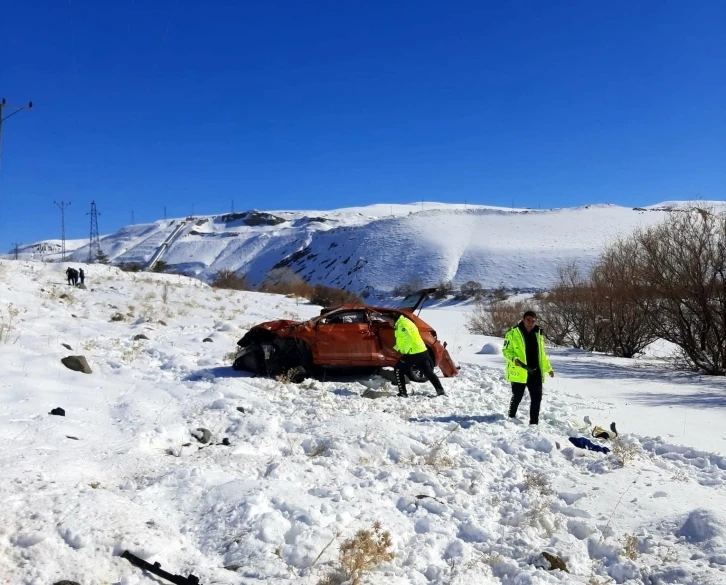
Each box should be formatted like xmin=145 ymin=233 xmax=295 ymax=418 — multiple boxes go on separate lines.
xmin=323 ymin=310 xmax=368 ymax=324
xmin=369 ymin=311 xmax=389 ymax=323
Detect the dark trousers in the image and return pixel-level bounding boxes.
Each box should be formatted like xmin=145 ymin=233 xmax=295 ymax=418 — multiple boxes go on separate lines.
xmin=509 ymin=371 xmax=543 ymax=424
xmin=394 ymin=351 xmax=444 ymax=396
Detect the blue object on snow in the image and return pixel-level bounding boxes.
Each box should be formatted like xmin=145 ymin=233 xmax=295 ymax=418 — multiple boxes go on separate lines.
xmin=568 ymin=436 xmax=611 ymax=454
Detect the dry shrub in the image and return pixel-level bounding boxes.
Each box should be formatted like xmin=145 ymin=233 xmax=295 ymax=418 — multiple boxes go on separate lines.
xmin=0 ymin=304 xmax=21 ymax=343
xmin=611 ymin=438 xmax=640 ymax=467
xmin=432 ymin=279 xmax=454 ymax=299
xmin=633 ymin=208 xmax=726 ymax=374
xmin=457 ymin=280 xmax=483 ymax=299
xmin=319 ymin=522 xmax=394 ymax=585
xmin=211 ymin=269 xmax=251 ymax=291
xmin=621 ymin=534 xmax=639 ymax=560
xmin=310 ymin=284 xmax=361 ymax=308
xmin=540 ymin=207 xmax=726 ymax=373
xmin=468 ymin=298 xmax=529 ymax=336
xmin=118 ymin=262 xmax=143 ymax=272
xmin=524 ymin=472 xmax=554 ymax=496
xmin=392 ymin=276 xmax=424 ymax=297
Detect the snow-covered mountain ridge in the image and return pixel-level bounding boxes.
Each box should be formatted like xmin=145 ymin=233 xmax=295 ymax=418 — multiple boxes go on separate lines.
xmin=12 ymin=200 xmax=725 ymax=293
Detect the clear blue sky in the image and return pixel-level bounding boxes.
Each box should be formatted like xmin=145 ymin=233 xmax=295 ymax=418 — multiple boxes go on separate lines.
xmin=1 ymin=0 xmax=724 ymax=249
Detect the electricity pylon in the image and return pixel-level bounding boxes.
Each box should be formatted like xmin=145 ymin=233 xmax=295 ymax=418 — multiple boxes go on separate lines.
xmin=87 ymin=200 xmax=101 ymax=263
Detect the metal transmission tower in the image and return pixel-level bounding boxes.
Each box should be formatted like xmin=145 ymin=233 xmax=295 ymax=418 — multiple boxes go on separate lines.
xmin=54 ymin=200 xmax=71 ymax=260
xmin=87 ymin=200 xmax=101 ymax=263
xmin=12 ymin=242 xmax=21 ymax=260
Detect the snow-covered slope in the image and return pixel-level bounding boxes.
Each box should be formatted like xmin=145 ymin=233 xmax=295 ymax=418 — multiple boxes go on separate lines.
xmin=1 ymin=259 xmax=726 ymax=585
xmin=9 ymin=201 xmax=726 ymax=293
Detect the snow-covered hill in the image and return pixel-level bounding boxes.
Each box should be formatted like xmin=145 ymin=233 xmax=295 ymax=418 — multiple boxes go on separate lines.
xmin=9 ymin=201 xmax=725 ymax=293
xmin=1 ymin=259 xmax=726 ymax=585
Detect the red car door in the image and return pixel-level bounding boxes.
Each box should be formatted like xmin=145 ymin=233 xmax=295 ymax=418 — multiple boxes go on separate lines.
xmin=313 ymin=309 xmax=379 ymax=365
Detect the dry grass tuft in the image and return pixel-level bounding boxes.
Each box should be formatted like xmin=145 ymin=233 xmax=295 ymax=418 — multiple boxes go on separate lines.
xmin=611 ymin=438 xmax=641 ymax=467
xmin=319 ymin=522 xmax=394 ymax=585
xmin=621 ymin=533 xmax=639 ymax=560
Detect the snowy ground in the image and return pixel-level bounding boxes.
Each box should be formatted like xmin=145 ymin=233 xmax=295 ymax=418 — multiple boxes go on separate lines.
xmin=1 ymin=260 xmax=725 ymax=585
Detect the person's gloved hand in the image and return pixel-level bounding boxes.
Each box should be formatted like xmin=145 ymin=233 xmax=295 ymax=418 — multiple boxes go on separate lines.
xmin=514 ymin=359 xmax=524 ymax=367
xmin=548 ymin=370 xmax=555 ymax=378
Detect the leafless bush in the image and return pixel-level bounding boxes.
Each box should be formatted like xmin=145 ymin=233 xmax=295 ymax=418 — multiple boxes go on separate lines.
xmin=318 ymin=522 xmax=394 ymax=585
xmin=539 ymin=208 xmax=726 ymax=373
xmin=0 ymin=304 xmax=21 ymax=343
xmin=310 ymin=284 xmax=362 ymax=308
xmin=392 ymin=276 xmax=424 ymax=298
xmin=588 ymin=238 xmax=659 ymax=357
xmin=118 ymin=262 xmax=143 ymax=272
xmin=458 ymin=280 xmax=483 ymax=300
xmin=621 ymin=534 xmax=639 ymax=560
xmin=151 ymin=260 xmax=168 ymax=273
xmin=632 ymin=208 xmax=726 ymax=374
xmin=260 ymin=267 xmax=313 ymax=298
xmin=537 ymin=262 xmax=603 ymax=349
xmin=490 ymin=284 xmax=509 ymax=302
xmin=432 ymin=279 xmax=454 ymax=299
xmin=468 ymin=298 xmax=529 ymax=336
xmin=211 ymin=269 xmax=251 ymax=291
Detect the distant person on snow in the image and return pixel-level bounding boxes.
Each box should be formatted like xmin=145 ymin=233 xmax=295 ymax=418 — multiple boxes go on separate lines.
xmin=71 ymin=268 xmax=79 ymax=286
xmin=502 ymin=310 xmax=554 ymax=425
xmin=79 ymin=268 xmax=85 ymax=285
xmin=66 ymin=267 xmax=74 ymax=285
xmin=391 ymin=314 xmax=446 ymax=398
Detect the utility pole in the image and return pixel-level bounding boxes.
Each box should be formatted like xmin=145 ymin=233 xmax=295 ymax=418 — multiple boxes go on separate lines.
xmin=131 ymin=210 xmax=135 ymax=225
xmin=87 ymin=201 xmax=101 ymax=263
xmin=54 ymin=201 xmax=71 ymax=261
xmin=0 ymin=97 xmax=33 ymax=161
xmin=0 ymin=98 xmax=33 ymax=239
xmin=11 ymin=242 xmax=21 ymax=260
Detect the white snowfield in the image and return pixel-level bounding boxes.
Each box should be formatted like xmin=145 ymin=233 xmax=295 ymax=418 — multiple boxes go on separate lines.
xmin=11 ymin=200 xmax=726 ymax=293
xmin=1 ymin=260 xmax=725 ymax=585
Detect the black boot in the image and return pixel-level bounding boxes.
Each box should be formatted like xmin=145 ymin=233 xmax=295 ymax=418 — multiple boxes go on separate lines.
xmin=395 ymin=369 xmax=408 ymax=397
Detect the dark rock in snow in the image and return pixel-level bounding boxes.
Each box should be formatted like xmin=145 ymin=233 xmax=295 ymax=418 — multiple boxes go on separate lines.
xmin=541 ymin=552 xmax=569 ymax=572
xmin=236 ymin=406 xmax=245 ymax=413
xmin=76 ymin=283 xmax=87 ymax=290
xmin=158 ymin=320 xmax=167 ymax=326
xmin=61 ymin=355 xmax=92 ymax=374
xmin=221 ymin=437 xmax=230 ymax=446
xmin=202 ymin=337 xmax=213 ymax=343
xmin=50 ymin=407 xmax=65 ymax=416
xmin=61 ymin=343 xmax=72 ymax=350
xmin=53 ymin=581 xmax=81 ymax=585
xmin=192 ymin=428 xmax=212 ymax=444
xmin=133 ymin=334 xmax=149 ymax=341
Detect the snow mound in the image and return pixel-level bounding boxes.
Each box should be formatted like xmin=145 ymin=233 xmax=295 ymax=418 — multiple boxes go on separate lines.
xmin=477 ymin=341 xmax=502 ymax=355
xmin=677 ymin=509 xmax=726 ymax=544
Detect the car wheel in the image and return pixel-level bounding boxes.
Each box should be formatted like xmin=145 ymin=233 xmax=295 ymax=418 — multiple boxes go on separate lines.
xmin=408 ymin=365 xmax=427 ymax=383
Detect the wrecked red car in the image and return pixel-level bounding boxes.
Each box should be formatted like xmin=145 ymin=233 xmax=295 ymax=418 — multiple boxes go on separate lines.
xmin=233 ymin=289 xmax=459 ymax=382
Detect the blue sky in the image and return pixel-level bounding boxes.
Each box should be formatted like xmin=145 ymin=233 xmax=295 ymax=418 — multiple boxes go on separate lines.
xmin=1 ymin=0 xmax=724 ymax=249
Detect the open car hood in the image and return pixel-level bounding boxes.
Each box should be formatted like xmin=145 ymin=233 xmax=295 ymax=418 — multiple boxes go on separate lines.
xmin=397 ymin=287 xmax=437 ymax=314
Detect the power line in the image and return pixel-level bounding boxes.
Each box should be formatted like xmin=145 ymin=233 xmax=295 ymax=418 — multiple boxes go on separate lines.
xmin=54 ymin=201 xmax=71 ymax=260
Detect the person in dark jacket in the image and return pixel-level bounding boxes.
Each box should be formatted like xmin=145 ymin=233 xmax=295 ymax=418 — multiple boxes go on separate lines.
xmin=502 ymin=311 xmax=554 ymax=425
xmin=391 ymin=314 xmax=446 ymax=398
xmin=66 ymin=267 xmax=74 ymax=285
xmin=79 ymin=268 xmax=85 ymax=285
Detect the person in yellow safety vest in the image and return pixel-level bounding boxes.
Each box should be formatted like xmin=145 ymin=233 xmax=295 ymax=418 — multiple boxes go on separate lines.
xmin=502 ymin=310 xmax=554 ymax=424
xmin=390 ymin=314 xmax=446 ymax=398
